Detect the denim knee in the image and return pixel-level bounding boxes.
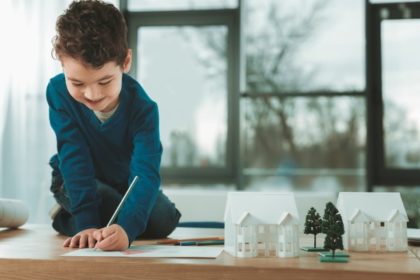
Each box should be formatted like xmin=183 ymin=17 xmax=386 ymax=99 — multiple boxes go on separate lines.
xmin=140 ymin=191 xmax=181 ymax=239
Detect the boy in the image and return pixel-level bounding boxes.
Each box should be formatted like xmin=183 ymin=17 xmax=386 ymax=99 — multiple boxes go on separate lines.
xmin=47 ymin=0 xmax=180 ymax=251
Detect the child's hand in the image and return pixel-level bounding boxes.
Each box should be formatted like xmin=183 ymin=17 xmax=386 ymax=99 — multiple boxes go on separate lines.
xmin=93 ymin=224 xmax=129 ymax=251
xmin=63 ymin=228 xmax=98 ymax=248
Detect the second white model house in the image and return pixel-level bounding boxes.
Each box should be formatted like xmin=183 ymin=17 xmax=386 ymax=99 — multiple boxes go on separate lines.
xmin=224 ymin=192 xmax=300 ymax=258
xmin=337 ymin=192 xmax=408 ymax=252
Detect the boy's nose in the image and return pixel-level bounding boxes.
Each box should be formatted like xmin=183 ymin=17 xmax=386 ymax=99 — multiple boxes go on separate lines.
xmin=84 ymin=87 xmax=102 ymax=101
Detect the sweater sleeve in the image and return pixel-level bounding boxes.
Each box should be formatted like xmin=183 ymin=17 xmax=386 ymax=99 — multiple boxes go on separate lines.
xmin=116 ymin=101 xmax=162 ymax=244
xmin=46 ymin=81 xmax=101 ymax=232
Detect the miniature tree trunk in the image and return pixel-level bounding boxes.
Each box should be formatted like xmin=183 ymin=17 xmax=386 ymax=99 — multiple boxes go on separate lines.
xmin=322 ymin=202 xmax=345 ymax=258
xmin=304 ymin=207 xmax=322 ymax=248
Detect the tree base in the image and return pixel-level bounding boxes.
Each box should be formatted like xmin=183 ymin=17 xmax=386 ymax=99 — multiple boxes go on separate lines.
xmin=320 ymin=256 xmax=349 ymax=263
xmin=301 ymin=247 xmax=329 ymax=252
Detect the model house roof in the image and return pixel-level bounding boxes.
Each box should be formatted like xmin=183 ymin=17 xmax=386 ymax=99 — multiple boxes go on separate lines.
xmin=237 ymin=212 xmax=252 ymax=225
xmin=350 ymin=209 xmax=372 ymax=223
xmin=337 ymin=192 xmax=408 ymax=222
xmin=278 ymin=212 xmax=299 ymax=225
xmin=388 ymin=209 xmax=409 ymax=223
xmin=224 ymin=192 xmax=299 ymax=225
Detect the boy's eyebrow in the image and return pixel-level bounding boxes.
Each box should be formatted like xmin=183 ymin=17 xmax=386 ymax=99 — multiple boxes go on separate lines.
xmin=67 ymin=75 xmax=114 ymax=83
xmin=96 ymin=75 xmax=114 ymax=81
xmin=67 ymin=77 xmax=83 ymax=82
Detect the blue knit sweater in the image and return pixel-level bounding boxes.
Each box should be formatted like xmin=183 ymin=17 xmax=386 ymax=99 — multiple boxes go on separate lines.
xmin=46 ymin=73 xmax=162 ymax=243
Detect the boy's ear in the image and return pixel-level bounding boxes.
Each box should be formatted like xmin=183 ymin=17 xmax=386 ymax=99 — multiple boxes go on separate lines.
xmin=122 ymin=49 xmax=132 ymax=73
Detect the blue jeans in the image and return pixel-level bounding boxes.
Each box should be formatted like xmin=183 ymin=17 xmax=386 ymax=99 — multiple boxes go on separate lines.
xmin=52 ymin=181 xmax=181 ymax=239
xmin=49 ymin=157 xmax=181 ymax=239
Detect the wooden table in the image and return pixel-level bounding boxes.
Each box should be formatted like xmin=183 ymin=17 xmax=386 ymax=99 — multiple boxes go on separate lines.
xmin=1 ymin=224 xmax=419 ymax=280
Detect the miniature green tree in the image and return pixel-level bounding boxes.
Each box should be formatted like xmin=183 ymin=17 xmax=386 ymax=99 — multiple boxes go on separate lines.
xmin=322 ymin=202 xmax=344 ymax=258
xmin=304 ymin=207 xmax=322 ymax=248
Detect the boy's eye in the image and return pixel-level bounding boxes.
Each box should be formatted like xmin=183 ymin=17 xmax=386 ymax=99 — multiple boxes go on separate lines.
xmin=99 ymin=80 xmax=112 ymax=86
xmin=72 ymin=83 xmax=84 ymax=87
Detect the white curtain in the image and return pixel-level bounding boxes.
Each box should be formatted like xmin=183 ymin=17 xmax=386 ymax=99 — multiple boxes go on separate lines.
xmin=0 ymin=0 xmax=121 ymax=223
xmin=0 ymin=0 xmax=69 ymax=223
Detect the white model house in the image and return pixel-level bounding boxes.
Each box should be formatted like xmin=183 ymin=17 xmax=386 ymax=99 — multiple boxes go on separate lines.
xmin=224 ymin=192 xmax=300 ymax=258
xmin=337 ymin=192 xmax=408 ymax=252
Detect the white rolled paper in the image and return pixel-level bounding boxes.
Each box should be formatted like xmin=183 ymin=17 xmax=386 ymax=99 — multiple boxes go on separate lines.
xmin=0 ymin=198 xmax=29 ymax=228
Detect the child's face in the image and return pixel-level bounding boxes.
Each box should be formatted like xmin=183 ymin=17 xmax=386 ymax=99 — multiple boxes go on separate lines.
xmin=61 ymin=53 xmax=131 ymax=113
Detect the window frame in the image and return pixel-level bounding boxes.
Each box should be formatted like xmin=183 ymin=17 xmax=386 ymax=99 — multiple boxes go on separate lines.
xmin=121 ymin=0 xmax=368 ymax=190
xmin=366 ymin=0 xmax=420 ymax=190
xmin=123 ymin=5 xmax=241 ymax=185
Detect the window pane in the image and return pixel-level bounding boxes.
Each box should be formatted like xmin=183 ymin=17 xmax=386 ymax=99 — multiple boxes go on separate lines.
xmin=137 ymin=26 xmax=228 ymax=168
xmin=128 ymin=0 xmax=237 ymax=11
xmin=241 ymin=96 xmax=366 ymax=191
xmin=244 ymin=0 xmax=365 ymax=92
xmin=382 ymin=20 xmax=420 ymax=168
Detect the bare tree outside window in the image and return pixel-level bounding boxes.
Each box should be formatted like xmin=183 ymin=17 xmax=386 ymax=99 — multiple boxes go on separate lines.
xmin=183 ymin=0 xmax=366 ymax=190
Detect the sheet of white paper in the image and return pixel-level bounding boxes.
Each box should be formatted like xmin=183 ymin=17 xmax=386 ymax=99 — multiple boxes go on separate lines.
xmin=63 ymin=245 xmax=223 ymax=258
xmin=168 ymin=227 xmax=224 ymax=240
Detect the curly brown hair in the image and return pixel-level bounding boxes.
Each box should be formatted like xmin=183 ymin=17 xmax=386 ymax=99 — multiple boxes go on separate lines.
xmin=53 ymin=0 xmax=128 ymax=68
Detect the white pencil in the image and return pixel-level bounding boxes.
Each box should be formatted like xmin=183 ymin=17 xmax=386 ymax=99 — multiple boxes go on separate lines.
xmin=94 ymin=175 xmax=139 ymax=250
xmin=107 ymin=175 xmax=139 ymax=227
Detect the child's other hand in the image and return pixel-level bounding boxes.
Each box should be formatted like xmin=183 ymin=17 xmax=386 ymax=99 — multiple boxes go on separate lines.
xmin=63 ymin=228 xmax=98 ymax=248
xmin=93 ymin=224 xmax=129 ymax=251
